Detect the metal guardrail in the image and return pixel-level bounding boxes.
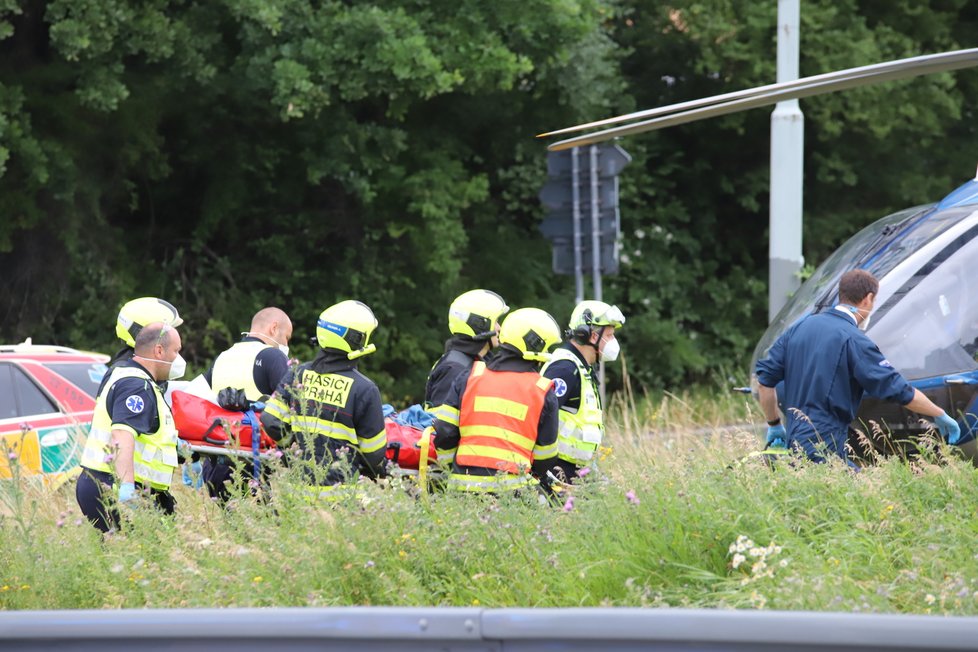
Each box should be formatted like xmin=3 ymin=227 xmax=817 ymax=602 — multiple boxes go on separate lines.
xmin=1 ymin=607 xmax=977 ymax=651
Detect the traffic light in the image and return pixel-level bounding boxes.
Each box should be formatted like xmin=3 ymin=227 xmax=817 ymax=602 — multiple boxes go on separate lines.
xmin=538 ymin=144 xmax=631 ymax=276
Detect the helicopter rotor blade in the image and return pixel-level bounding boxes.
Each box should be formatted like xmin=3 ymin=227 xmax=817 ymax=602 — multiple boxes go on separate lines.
xmin=542 ymin=48 xmax=978 ymax=151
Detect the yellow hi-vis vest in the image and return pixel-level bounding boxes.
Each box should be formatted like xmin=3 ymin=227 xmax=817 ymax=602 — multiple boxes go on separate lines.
xmin=80 ymin=366 xmax=179 ymax=490
xmin=541 ymin=348 xmax=604 ymax=465
xmin=211 ymin=340 xmax=271 ymax=401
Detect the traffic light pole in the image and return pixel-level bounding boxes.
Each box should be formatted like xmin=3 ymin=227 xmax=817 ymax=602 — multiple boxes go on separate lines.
xmin=572 ymin=147 xmax=584 ymax=304
xmin=589 ymin=145 xmax=603 ymax=303
xmin=589 ymin=145 xmax=607 ymax=404
xmin=540 ymin=144 xmax=630 ymax=405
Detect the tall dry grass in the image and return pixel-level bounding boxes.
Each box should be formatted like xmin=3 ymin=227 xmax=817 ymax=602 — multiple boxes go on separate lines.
xmin=1 ymin=383 xmax=976 ymax=613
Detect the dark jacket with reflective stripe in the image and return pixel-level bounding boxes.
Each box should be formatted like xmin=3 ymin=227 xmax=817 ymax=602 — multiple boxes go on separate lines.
xmin=424 ymin=337 xmax=485 ymax=409
xmin=261 ymin=349 xmax=387 ymax=485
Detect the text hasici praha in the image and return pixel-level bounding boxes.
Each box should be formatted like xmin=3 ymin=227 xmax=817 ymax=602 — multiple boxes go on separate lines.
xmin=300 ymin=373 xmax=353 ymax=407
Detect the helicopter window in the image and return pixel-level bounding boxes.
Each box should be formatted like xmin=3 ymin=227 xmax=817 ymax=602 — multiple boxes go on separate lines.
xmin=753 ymin=205 xmax=931 ymax=362
xmin=873 ymin=222 xmax=978 ymax=379
xmin=863 ymin=208 xmax=967 ymax=281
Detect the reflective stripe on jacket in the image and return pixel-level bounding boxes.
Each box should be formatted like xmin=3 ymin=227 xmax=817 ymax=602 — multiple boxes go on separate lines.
xmin=262 ymin=357 xmax=387 ymax=486
xmin=211 ymin=340 xmax=271 ymax=401
xmin=447 ymin=470 xmax=538 ymax=492
xmin=454 ymin=362 xmax=552 ymax=476
xmin=80 ymin=366 xmax=179 ymax=490
xmin=426 ymin=348 xmax=477 ymax=464
xmin=541 ymin=348 xmax=604 ymax=465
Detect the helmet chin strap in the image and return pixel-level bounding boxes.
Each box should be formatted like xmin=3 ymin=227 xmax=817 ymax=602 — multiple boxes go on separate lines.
xmin=589 ymin=326 xmax=606 ymax=355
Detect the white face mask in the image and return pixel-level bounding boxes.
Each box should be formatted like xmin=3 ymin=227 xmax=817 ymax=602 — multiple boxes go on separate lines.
xmin=840 ymin=304 xmax=871 ymax=331
xmin=245 ymin=332 xmax=289 ymax=357
xmin=163 ymin=353 xmax=187 ymax=380
xmin=600 ymin=336 xmax=621 ymax=362
xmin=134 ymin=353 xmax=186 ymax=380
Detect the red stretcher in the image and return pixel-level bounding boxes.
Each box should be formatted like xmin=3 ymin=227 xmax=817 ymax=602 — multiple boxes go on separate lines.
xmin=384 ymin=419 xmax=436 ymax=470
xmin=171 ymin=390 xmax=278 ymax=459
xmin=173 ymin=390 xmax=439 ymax=472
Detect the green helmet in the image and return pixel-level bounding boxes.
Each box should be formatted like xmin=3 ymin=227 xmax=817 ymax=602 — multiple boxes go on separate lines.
xmin=498 ymin=308 xmax=562 ymax=363
xmin=317 ymin=300 xmax=378 ymax=360
xmin=448 ymin=289 xmax=509 ymax=340
xmin=115 ymin=297 xmax=183 ymax=347
xmin=568 ymin=300 xmax=625 ymax=341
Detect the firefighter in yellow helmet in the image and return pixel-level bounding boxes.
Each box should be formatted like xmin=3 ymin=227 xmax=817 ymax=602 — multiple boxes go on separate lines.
xmin=432 ymin=307 xmax=562 ymax=493
xmin=76 ymin=322 xmax=184 ymax=532
xmin=424 ymin=289 xmax=508 ymax=465
xmin=541 ymin=300 xmax=625 ymax=484
xmin=100 ymin=297 xmax=183 ymax=395
xmin=260 ymin=301 xmax=387 ymax=495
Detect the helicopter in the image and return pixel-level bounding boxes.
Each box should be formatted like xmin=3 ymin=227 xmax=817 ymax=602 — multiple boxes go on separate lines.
xmin=750 ymin=174 xmax=978 ymax=462
xmin=538 ymin=46 xmax=978 ymax=462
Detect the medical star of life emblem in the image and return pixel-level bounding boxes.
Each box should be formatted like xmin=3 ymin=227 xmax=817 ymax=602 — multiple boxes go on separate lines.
xmin=553 ymin=378 xmax=568 ymax=397
xmin=125 ymin=395 xmax=145 ymax=413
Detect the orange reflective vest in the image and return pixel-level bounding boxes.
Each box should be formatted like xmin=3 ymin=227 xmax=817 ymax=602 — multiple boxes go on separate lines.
xmin=455 ymin=362 xmax=552 ymax=475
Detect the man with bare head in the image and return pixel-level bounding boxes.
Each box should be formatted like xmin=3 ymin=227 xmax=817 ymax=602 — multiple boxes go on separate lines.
xmin=201 ymin=307 xmax=293 ymax=501
xmin=206 ymin=307 xmax=293 ymax=403
xmin=77 ymin=322 xmax=183 ymax=532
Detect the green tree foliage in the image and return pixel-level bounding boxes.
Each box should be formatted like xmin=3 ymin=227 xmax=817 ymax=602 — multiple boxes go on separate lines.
xmin=0 ymin=0 xmax=621 ymax=397
xmin=0 ymin=0 xmax=976 ymax=399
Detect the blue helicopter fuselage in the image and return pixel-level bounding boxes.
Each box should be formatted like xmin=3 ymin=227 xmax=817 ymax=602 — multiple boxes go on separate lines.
xmin=752 ymin=177 xmax=978 ymax=457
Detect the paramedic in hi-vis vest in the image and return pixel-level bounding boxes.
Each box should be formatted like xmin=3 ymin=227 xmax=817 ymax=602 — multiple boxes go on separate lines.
xmin=541 ymin=301 xmax=625 ymax=484
xmin=99 ymin=297 xmax=183 ymax=396
xmin=432 ymin=307 xmax=562 ymax=494
xmin=424 ymin=289 xmax=509 ymax=466
xmin=205 ymin=307 xmax=293 ymax=402
xmin=200 ymin=307 xmax=293 ymax=501
xmin=260 ymin=301 xmax=388 ymax=498
xmin=76 ymin=322 xmax=184 ymax=532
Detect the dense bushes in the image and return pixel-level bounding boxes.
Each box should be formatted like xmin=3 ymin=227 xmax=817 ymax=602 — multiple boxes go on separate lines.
xmin=0 ymin=0 xmax=975 ymax=400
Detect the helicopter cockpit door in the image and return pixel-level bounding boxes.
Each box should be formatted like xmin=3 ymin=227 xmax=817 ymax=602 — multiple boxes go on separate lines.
xmin=868 ymin=210 xmax=978 ymax=443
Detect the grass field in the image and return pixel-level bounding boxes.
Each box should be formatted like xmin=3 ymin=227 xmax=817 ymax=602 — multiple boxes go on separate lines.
xmin=1 ymin=386 xmax=977 ymax=613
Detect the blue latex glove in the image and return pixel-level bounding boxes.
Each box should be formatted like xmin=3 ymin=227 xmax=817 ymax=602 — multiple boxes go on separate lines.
xmin=935 ymin=412 xmax=962 ymax=445
xmin=765 ymin=423 xmax=787 ymax=449
xmin=182 ymin=461 xmax=203 ymax=489
xmin=118 ymin=481 xmax=137 ymax=503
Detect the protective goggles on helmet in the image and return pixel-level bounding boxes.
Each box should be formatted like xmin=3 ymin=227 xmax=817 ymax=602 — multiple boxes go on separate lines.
xmin=587 ymin=305 xmax=626 ymax=328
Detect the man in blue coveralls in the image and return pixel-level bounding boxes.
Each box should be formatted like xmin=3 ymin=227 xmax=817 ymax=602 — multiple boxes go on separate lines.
xmin=755 ymin=269 xmax=961 ymax=464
